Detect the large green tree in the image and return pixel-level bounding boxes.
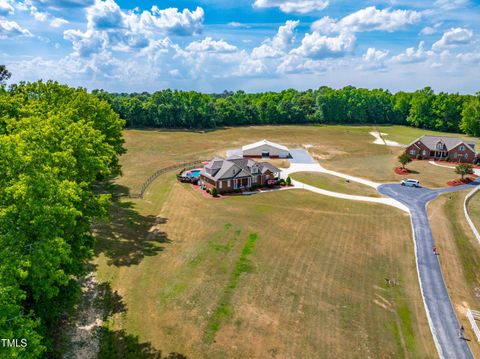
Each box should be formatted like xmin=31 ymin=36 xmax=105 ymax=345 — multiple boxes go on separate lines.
xmin=0 ymin=81 xmax=125 ymax=357
xmin=460 ymin=95 xmax=480 ymax=136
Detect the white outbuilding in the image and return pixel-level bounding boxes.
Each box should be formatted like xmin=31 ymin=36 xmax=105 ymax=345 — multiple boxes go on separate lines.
xmin=242 ymin=139 xmax=290 ymax=158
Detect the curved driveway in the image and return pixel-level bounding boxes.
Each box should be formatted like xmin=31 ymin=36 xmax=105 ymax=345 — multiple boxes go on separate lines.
xmin=379 ymin=182 xmax=479 ymax=359
xmin=285 ymin=148 xmax=477 ymax=358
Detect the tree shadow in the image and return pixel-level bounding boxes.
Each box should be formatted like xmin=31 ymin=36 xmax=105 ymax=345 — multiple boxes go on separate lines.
xmin=98 ymin=328 xmax=187 ymax=359
xmin=93 ymin=183 xmax=172 ymax=267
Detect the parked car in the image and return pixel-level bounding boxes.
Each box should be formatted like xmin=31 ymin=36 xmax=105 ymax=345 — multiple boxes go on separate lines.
xmin=401 ymin=179 xmax=420 ymax=187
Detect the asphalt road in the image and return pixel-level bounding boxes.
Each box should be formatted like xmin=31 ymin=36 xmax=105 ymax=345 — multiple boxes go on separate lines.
xmin=378 ymin=182 xmax=478 ymax=359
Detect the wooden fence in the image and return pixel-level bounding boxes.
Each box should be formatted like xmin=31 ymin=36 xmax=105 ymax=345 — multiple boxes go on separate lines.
xmin=467 ymin=309 xmax=480 ymax=342
xmin=129 ymin=160 xmax=206 ymax=199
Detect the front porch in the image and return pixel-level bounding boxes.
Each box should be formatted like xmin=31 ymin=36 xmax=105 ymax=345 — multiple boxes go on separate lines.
xmin=430 ymin=151 xmax=448 ymax=159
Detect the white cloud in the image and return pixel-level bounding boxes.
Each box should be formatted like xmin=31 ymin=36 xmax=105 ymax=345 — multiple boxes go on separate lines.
xmin=390 ymin=41 xmax=433 ymax=64
xmin=312 ymin=6 xmax=421 ymax=33
xmin=0 ymin=0 xmax=14 ymax=16
xmin=0 ymin=19 xmax=32 ymax=38
xmin=456 ymin=51 xmax=480 ymax=64
xmin=432 ymin=28 xmax=474 ymax=51
xmin=253 ymin=0 xmax=329 ymax=14
xmin=228 ymin=22 xmax=250 ymax=28
xmin=358 ymin=47 xmax=389 ymax=70
xmin=14 ymin=0 xmax=69 ymax=28
xmin=252 ymin=20 xmax=299 ymax=59
xmin=434 ymin=0 xmax=469 ymax=11
xmin=420 ymin=23 xmax=442 ymax=36
xmin=291 ymin=31 xmax=355 ymax=59
xmin=63 ymin=0 xmax=205 ymax=57
xmin=186 ymin=37 xmax=237 ymax=53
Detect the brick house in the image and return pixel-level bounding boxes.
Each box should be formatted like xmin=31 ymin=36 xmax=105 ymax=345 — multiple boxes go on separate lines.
xmin=406 ymin=135 xmax=477 ymax=163
xmin=199 ymin=157 xmax=280 ymax=194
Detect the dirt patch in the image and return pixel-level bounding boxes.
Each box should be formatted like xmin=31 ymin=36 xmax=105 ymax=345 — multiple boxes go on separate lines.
xmin=64 ymin=273 xmax=103 ymax=359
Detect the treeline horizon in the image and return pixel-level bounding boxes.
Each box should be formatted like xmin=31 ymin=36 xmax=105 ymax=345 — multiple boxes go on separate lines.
xmin=94 ymin=86 xmax=480 ymax=136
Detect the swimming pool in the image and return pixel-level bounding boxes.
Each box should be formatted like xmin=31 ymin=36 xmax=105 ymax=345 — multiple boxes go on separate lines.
xmin=186 ymin=169 xmax=201 ymax=178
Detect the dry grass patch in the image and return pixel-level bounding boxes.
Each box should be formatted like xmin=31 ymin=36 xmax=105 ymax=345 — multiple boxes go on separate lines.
xmin=291 ymin=171 xmax=381 ymax=197
xmin=428 ymin=192 xmax=480 ymax=358
xmin=94 ymin=178 xmax=434 ymax=358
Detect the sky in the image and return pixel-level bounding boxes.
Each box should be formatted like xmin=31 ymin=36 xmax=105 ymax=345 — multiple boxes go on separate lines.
xmin=0 ymin=0 xmax=479 ymax=93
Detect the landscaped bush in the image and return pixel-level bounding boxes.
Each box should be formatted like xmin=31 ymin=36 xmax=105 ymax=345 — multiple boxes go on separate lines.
xmin=279 ymin=179 xmax=286 ymax=186
xmin=286 ymin=176 xmax=292 ymax=186
xmin=206 ymin=188 xmax=211 ymax=194
xmin=416 ymin=154 xmax=422 ymax=160
xmin=211 ymin=187 xmax=218 ymax=197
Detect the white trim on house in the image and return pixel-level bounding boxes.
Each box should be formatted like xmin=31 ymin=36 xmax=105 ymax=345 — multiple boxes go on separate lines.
xmin=242 ymin=139 xmax=289 ymax=152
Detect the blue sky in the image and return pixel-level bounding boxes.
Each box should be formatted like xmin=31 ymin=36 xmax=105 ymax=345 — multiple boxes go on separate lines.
xmin=1 ymin=0 xmax=479 ymax=93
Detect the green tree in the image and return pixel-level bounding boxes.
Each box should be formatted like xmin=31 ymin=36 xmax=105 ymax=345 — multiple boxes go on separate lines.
xmin=0 ymin=80 xmax=125 ymax=356
xmin=211 ymin=187 xmax=218 ymax=197
xmin=460 ymin=96 xmax=480 ymax=136
xmin=286 ymin=176 xmax=292 ymax=186
xmin=398 ymin=152 xmax=412 ymax=169
xmin=0 ymin=64 xmax=11 ymax=84
xmin=455 ymin=163 xmax=474 ymax=180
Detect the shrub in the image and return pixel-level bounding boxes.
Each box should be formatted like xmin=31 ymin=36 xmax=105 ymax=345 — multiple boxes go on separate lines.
xmin=398 ymin=152 xmax=412 ymax=169
xmin=416 ymin=154 xmax=422 ymax=160
xmin=211 ymin=187 xmax=218 ymax=197
xmin=286 ymin=176 xmax=292 ymax=186
xmin=279 ymin=179 xmax=286 ymax=186
xmin=206 ymin=188 xmax=211 ymax=194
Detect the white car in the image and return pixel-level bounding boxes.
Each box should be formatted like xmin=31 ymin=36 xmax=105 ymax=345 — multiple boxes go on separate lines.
xmin=401 ymin=179 xmax=420 ymax=187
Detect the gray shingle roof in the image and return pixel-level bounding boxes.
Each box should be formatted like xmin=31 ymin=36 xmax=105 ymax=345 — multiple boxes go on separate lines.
xmin=412 ymin=135 xmax=476 ymax=152
xmin=200 ymin=157 xmax=280 ymax=181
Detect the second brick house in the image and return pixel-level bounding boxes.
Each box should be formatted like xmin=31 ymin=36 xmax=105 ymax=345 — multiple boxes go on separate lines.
xmin=406 ymin=135 xmax=477 ymax=163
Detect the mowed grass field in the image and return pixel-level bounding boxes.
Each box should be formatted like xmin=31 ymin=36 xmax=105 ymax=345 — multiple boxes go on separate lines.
xmin=429 ymin=192 xmax=480 ymax=358
xmin=95 ymin=175 xmax=435 ymax=358
xmin=290 ymin=172 xmax=381 ymax=197
xmin=119 ymin=125 xmax=467 ymax=193
xmin=86 ymin=125 xmax=476 ymax=358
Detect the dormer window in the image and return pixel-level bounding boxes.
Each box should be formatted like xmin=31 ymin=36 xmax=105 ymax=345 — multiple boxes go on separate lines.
xmin=251 ymin=165 xmax=258 ymax=174
xmin=460 ymin=145 xmax=465 ymax=151
xmin=436 ymin=142 xmax=444 ymax=150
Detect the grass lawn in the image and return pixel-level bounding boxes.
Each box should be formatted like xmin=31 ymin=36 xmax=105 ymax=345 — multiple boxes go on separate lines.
xmin=89 ymin=125 xmax=480 ymax=358
xmin=118 ymin=125 xmax=470 ymax=194
xmin=93 ymin=171 xmax=435 ymax=358
xmin=290 ymin=172 xmax=381 ymax=197
xmin=467 ymin=190 xmax=480 ymax=233
xmin=428 ymin=192 xmax=480 ymax=358
xmin=379 ymin=126 xmax=477 ymax=146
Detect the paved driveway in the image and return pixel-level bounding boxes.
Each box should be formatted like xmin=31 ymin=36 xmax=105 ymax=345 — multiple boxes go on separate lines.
xmin=378 ymin=183 xmax=477 ymax=359
xmin=288 ymin=149 xmax=317 ymax=164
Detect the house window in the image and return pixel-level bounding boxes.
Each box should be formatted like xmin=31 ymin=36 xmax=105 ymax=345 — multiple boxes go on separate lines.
xmin=465 ymin=153 xmax=468 ymax=159
xmin=252 ymin=176 xmax=257 ymax=183
xmin=422 ymin=150 xmax=427 ymax=156
xmin=227 ymin=180 xmax=231 ymax=187
xmin=460 ymin=146 xmax=465 ymax=151
xmin=453 ymin=152 xmax=458 ymax=159
xmin=409 ymin=149 xmax=416 ymax=155
xmin=219 ymin=181 xmax=223 ymax=189
xmin=436 ymin=142 xmax=443 ymax=150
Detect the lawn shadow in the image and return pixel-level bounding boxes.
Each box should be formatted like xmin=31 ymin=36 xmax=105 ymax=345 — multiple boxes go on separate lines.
xmin=93 ymin=182 xmax=172 ymax=267
xmin=98 ymin=328 xmax=187 ymax=359
xmin=94 ymin=283 xmax=187 ymax=359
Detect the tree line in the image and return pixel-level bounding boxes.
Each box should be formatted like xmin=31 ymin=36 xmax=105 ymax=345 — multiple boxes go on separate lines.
xmin=94 ymin=87 xmax=480 ymax=136
xmin=0 ymin=80 xmax=125 ymax=357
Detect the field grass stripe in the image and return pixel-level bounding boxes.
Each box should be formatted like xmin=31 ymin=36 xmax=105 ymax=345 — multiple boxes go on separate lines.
xmin=203 ymin=233 xmax=259 ymax=343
